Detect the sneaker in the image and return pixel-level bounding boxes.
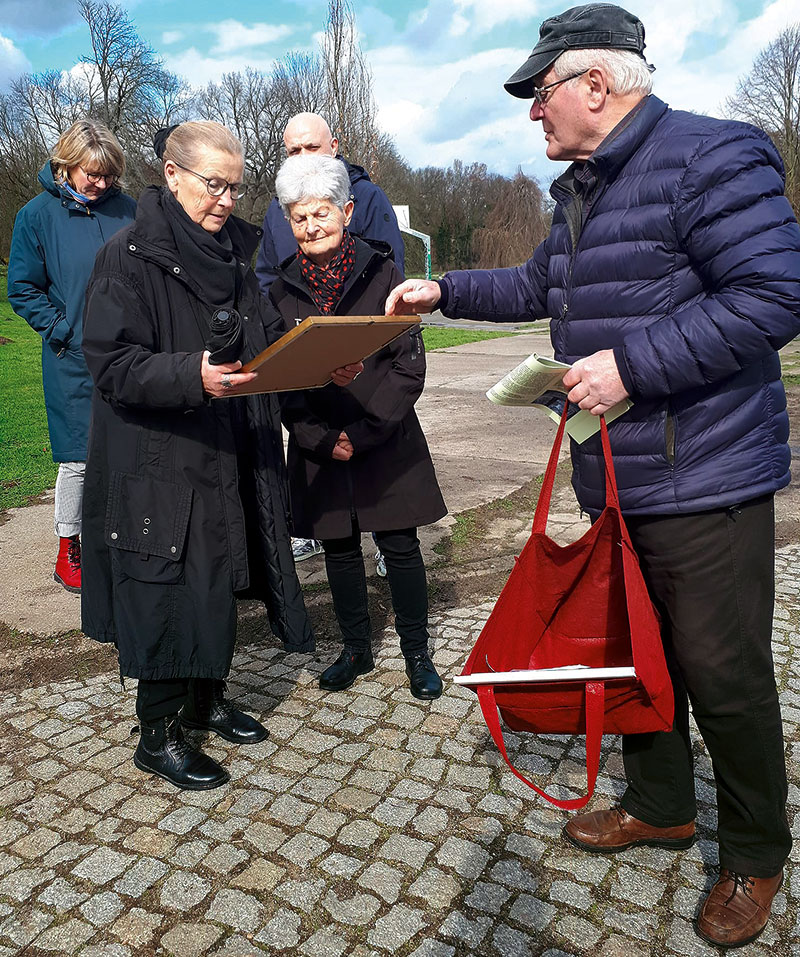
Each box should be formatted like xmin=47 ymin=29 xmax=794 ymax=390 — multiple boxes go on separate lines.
xmin=54 ymin=535 xmax=81 ymax=593
xmin=292 ymin=538 xmax=324 ymax=563
xmin=375 ymin=548 xmax=387 ymax=578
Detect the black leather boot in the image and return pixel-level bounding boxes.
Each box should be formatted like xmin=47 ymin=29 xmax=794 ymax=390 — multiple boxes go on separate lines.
xmin=133 ymin=716 xmax=229 ymax=790
xmin=319 ymin=648 xmax=375 ymax=691
xmin=181 ymin=680 xmax=269 ymax=744
xmin=405 ymin=653 xmax=443 ymax=700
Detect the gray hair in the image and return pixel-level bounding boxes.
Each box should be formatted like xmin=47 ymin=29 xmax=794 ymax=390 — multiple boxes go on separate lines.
xmin=552 ymin=48 xmax=653 ymax=97
xmin=275 ymin=154 xmax=351 ymax=218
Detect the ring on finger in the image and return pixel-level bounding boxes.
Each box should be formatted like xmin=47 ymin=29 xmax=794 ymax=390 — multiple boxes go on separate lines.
xmin=221 ymin=373 xmax=232 ymax=389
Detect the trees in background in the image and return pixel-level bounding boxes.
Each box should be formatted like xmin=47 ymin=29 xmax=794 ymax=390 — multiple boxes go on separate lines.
xmin=727 ymin=24 xmax=800 ymax=216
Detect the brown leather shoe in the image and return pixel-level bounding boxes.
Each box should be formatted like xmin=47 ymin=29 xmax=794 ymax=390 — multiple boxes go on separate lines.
xmin=696 ymin=869 xmax=783 ymax=949
xmin=563 ymin=805 xmax=696 ymax=853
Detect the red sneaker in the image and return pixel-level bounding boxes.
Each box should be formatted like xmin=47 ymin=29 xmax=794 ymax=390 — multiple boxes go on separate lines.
xmin=54 ymin=535 xmax=81 ymax=593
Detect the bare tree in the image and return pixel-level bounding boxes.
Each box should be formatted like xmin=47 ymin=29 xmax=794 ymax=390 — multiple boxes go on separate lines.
xmin=473 ymin=170 xmax=552 ymax=268
xmin=726 ymin=24 xmax=800 ymax=214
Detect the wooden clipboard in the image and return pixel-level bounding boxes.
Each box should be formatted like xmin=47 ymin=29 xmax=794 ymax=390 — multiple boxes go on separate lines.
xmin=228 ymin=315 xmax=419 ymax=396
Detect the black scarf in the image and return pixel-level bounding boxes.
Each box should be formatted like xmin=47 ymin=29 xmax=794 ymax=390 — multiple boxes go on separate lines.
xmin=160 ymin=187 xmax=238 ymax=308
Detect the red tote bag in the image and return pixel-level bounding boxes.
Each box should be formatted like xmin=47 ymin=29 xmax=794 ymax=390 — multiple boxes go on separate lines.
xmin=460 ymin=406 xmax=674 ymax=810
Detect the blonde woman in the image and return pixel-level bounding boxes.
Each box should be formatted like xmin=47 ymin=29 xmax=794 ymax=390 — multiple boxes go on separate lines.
xmin=8 ymin=119 xmax=136 ymax=593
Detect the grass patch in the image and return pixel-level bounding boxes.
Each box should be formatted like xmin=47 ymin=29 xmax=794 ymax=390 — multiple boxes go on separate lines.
xmin=422 ymin=327 xmax=514 ymax=351
xmin=0 ymin=269 xmax=58 ymax=511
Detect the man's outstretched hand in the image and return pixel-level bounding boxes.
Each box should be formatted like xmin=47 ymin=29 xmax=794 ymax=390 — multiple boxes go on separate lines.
xmin=385 ymin=279 xmax=441 ymax=316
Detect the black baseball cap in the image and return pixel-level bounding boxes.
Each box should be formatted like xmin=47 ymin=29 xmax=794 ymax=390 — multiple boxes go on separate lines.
xmin=504 ymin=3 xmax=653 ymax=99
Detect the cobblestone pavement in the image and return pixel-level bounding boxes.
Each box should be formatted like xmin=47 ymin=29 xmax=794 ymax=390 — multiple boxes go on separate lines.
xmin=1 ymin=547 xmax=798 ymax=957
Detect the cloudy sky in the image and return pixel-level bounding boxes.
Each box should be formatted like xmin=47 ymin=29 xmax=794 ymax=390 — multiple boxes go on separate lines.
xmin=1 ymin=0 xmax=797 ymax=184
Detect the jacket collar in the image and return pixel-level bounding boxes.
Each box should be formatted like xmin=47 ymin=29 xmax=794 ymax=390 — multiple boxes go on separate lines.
xmin=550 ymin=94 xmax=669 ymax=207
xmin=38 ymin=160 xmax=122 ymax=213
xmin=126 ymin=186 xmax=262 ymax=294
xmin=278 ymin=235 xmax=391 ymax=307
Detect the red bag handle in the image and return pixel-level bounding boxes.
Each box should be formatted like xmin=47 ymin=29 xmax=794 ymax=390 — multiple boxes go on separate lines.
xmin=533 ymin=405 xmax=619 ymax=535
xmin=477 ymin=683 xmax=605 ymax=810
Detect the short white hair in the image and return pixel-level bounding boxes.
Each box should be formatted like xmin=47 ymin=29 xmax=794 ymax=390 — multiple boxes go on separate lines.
xmin=552 ymin=48 xmax=653 ymax=97
xmin=275 ymin=154 xmax=351 ymax=218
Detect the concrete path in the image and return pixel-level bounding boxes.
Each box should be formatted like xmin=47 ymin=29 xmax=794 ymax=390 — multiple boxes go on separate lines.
xmin=0 ymin=330 xmax=798 ymax=956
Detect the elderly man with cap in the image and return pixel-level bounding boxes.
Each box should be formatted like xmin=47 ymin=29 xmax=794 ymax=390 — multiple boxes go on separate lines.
xmin=257 ymin=111 xmax=405 ymax=567
xmin=387 ymin=3 xmax=800 ymax=948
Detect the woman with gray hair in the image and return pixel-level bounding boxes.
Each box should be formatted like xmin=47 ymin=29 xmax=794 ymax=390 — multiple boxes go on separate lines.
xmin=8 ymin=119 xmax=136 ymax=594
xmin=270 ymin=153 xmax=447 ymax=700
xmin=80 ymin=122 xmax=358 ymax=791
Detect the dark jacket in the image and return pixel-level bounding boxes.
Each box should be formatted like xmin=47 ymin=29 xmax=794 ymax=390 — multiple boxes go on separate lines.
xmin=7 ymin=161 xmax=136 ymax=461
xmin=81 ymin=186 xmax=314 ymax=681
xmin=270 ymin=237 xmax=446 ymax=539
xmin=440 ymin=96 xmax=800 ymax=515
xmin=255 ymin=158 xmax=405 ymax=291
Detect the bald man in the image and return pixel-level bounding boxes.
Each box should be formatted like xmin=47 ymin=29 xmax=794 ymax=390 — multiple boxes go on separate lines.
xmin=255 ymin=113 xmax=405 ymax=291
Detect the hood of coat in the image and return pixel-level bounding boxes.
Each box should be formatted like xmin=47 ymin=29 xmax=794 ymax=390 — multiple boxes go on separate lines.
xmin=340 ymin=156 xmax=370 ymax=189
xmin=276 ymin=235 xmax=393 ymax=307
xmin=38 ymin=159 xmax=122 ymax=211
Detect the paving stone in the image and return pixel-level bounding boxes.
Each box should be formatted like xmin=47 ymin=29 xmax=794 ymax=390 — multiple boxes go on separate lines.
xmin=72 ymin=848 xmax=133 ymax=885
xmin=464 ymin=881 xmax=513 ymax=915
xmin=11 ymin=827 xmax=61 ymax=860
xmin=338 ymin=818 xmax=381 ymax=848
xmin=268 ymin=793 xmax=315 ymax=825
xmin=111 ymin=907 xmax=164 ymax=948
xmin=173 ymin=840 xmax=211 ymax=868
xmin=0 ymin=819 xmax=28 ymax=846
xmin=0 ymin=906 xmax=54 ymax=948
xmin=277 ymin=832 xmax=329 ymax=864
xmin=439 ymin=911 xmax=492 ymax=949
xmin=372 ymin=796 xmax=418 ymax=827
xmin=158 ymin=921 xmax=224 ymax=957
xmin=462 ymin=815 xmax=505 ymax=846
xmin=306 ymin=807 xmax=347 ymax=837
xmin=436 ymin=837 xmax=490 ymax=879
xmin=504 ymin=832 xmax=546 ymax=862
xmin=158 ymin=807 xmax=208 ymax=835
xmin=241 ymin=822 xmax=287 ymax=853
xmin=549 ymin=880 xmax=593 ymax=911
xmin=42 ymin=841 xmax=96 ymax=867
xmin=117 ymin=794 xmax=170 ymax=823
xmin=299 ymin=929 xmax=350 ymax=957
xmin=205 ymin=889 xmax=263 ymax=932
xmin=379 ymin=833 xmax=434 ymax=869
xmin=408 ymin=867 xmax=462 ymax=909
xmin=491 ymin=923 xmax=533 ymax=957
xmin=254 ymin=909 xmax=302 ymax=949
xmin=366 ymin=747 xmax=413 ymax=773
xmin=603 ymin=906 xmax=660 ymax=942
xmin=80 ymin=944 xmax=133 ymax=957
xmin=489 ymin=859 xmax=539 ymax=893
xmin=508 ymin=894 xmax=558 ymax=932
xmin=80 ymin=891 xmax=125 ymax=926
xmin=159 ymin=871 xmax=212 ymax=911
xmin=202 ymin=843 xmax=250 ymax=874
xmin=273 ymin=878 xmax=325 ymax=913
xmin=333 ymin=787 xmax=381 ymax=812
xmin=358 ymin=862 xmax=404 ymax=904
xmin=38 ymin=877 xmax=90 ymax=911
xmin=368 ymin=903 xmax=427 ymax=950
xmin=599 ymin=935 xmax=650 ymax=957
xmin=320 ymin=851 xmax=364 ymax=878
xmin=121 ymin=825 xmax=177 ymax=857
xmin=113 ymin=857 xmax=169 ymax=897
xmin=611 ymin=864 xmax=667 ymax=907
xmin=408 ymin=942 xmax=456 ymax=957
xmin=32 ymin=917 xmax=96 ymax=951
xmin=230 ymin=859 xmax=285 ymax=892
xmin=323 ymin=888 xmax=381 ymax=924
xmin=0 ymin=866 xmax=54 ymax=900
xmin=546 ymin=853 xmax=612 ymax=884
xmin=412 ymin=806 xmax=449 ymax=837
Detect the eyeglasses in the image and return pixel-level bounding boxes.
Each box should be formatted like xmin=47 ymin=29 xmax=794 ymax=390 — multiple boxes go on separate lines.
xmin=79 ymin=167 xmax=117 ymax=185
xmin=531 ymin=70 xmax=588 ymax=107
xmin=172 ymin=161 xmax=248 ymax=199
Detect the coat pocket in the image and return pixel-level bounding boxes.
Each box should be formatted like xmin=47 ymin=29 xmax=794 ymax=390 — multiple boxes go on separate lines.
xmin=105 ymin=471 xmax=193 ymax=584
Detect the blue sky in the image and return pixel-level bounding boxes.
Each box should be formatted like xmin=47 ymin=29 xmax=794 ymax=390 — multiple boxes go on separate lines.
xmin=1 ymin=0 xmax=797 ymax=186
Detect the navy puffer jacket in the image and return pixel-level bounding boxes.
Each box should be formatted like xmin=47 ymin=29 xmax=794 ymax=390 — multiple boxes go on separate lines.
xmin=441 ymin=96 xmax=800 ymax=515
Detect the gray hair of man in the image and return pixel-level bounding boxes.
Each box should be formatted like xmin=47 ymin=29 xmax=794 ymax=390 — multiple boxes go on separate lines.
xmin=275 ymin=154 xmax=351 ymax=219
xmin=552 ymin=48 xmax=653 ymax=97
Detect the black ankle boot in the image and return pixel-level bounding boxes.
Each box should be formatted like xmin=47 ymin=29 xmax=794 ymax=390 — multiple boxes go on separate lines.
xmin=181 ymin=680 xmax=269 ymax=745
xmin=133 ymin=716 xmax=229 ymax=790
xmin=319 ymin=647 xmax=375 ymax=691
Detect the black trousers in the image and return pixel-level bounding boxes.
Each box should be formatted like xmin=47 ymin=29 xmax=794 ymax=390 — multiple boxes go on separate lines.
xmin=322 ymin=525 xmax=429 ymax=657
xmin=136 ymin=679 xmax=190 ymax=722
xmin=619 ymin=494 xmax=790 ymax=877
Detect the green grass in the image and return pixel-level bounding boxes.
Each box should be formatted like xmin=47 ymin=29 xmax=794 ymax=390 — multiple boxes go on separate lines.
xmin=421 ymin=327 xmax=514 ymax=351
xmin=0 ymin=270 xmax=58 ymax=511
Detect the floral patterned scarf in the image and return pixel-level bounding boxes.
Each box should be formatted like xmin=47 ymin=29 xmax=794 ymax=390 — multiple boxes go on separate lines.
xmin=297 ymin=229 xmax=356 ymax=314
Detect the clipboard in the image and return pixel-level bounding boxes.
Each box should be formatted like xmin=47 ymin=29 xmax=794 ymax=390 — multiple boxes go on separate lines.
xmin=229 ymin=315 xmax=420 ymax=396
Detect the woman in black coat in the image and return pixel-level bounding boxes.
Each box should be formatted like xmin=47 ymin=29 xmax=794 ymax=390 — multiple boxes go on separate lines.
xmin=81 ymin=122 xmax=359 ymax=791
xmin=270 ymin=153 xmax=447 ymax=699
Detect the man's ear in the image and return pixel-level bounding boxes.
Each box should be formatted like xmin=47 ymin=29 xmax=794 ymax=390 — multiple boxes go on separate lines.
xmin=330 ymin=136 xmax=340 ymax=156
xmin=586 ymin=67 xmax=609 ymax=111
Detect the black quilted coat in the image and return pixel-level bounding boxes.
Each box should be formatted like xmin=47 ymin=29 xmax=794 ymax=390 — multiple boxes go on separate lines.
xmin=81 ymin=186 xmax=314 ymax=681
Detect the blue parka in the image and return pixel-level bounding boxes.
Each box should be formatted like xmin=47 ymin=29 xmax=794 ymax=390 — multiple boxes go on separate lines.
xmin=440 ymin=96 xmax=800 ymax=515
xmin=8 ymin=162 xmax=136 ymax=462
xmin=255 ymin=156 xmax=405 ymax=292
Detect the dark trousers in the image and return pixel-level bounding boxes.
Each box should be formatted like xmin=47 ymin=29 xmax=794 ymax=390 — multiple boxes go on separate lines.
xmin=619 ymin=494 xmax=790 ymax=877
xmin=136 ymin=678 xmax=190 ymax=722
xmin=322 ymin=525 xmax=429 ymax=657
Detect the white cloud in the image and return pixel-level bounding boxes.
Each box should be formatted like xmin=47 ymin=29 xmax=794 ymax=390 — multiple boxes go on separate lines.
xmin=208 ymin=20 xmax=293 ymax=55
xmin=164 ymin=48 xmax=277 ymax=86
xmin=162 ymin=30 xmax=184 ymax=46
xmin=452 ymin=0 xmax=546 ymax=34
xmin=0 ymin=33 xmax=30 ymax=88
